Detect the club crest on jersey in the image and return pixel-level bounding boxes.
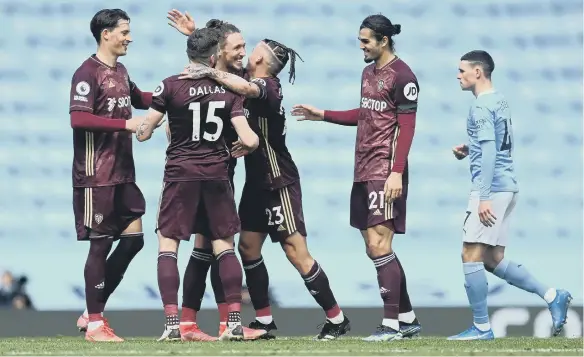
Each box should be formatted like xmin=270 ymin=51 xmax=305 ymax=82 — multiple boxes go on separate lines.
xmin=94 ymin=213 xmax=103 ymax=225
xmin=377 ymin=80 xmax=384 ymax=91
xmin=108 ymin=78 xmax=115 ymax=88
xmin=76 ymin=81 xmax=90 ymax=96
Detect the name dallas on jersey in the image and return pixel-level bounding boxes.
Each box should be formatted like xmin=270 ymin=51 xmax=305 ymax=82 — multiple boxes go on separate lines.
xmin=189 ymin=85 xmax=226 ymax=96
xmin=361 ymin=97 xmax=388 ymax=112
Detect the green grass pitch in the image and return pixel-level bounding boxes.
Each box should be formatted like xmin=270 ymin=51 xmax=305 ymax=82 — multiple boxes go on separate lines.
xmin=0 ymin=337 xmax=582 ymax=356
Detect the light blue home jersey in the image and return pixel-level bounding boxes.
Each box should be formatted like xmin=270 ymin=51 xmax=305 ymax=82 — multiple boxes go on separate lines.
xmin=467 ymin=90 xmax=518 ymax=199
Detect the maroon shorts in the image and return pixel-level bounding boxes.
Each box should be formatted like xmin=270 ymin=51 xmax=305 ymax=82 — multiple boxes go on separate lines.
xmin=239 ymin=181 xmax=307 ymax=242
xmin=156 ymin=180 xmax=240 ymax=241
xmin=73 ymin=183 xmax=146 ymax=241
xmin=349 ymin=180 xmax=408 ymax=234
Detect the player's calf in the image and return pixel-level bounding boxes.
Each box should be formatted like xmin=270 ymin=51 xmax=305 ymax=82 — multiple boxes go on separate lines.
xmin=238 ymin=231 xmax=277 ymax=338
xmin=450 ymin=243 xmax=494 ymax=339
xmin=280 ymin=233 xmax=349 ymax=339
xmin=395 ymin=256 xmax=421 ymax=338
xmin=157 ymin=235 xmax=181 ymax=342
xmin=82 ymin=238 xmax=113 ymax=333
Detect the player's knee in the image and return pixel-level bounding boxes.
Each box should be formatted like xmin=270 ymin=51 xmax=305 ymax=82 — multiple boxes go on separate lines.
xmin=120 ymin=234 xmax=144 ymax=254
xmin=237 ymin=232 xmax=264 ymax=260
xmin=85 ymin=239 xmax=113 ymax=272
xmin=212 ymin=237 xmax=235 ymax=255
xmin=238 ymin=241 xmax=262 ymax=261
xmin=461 ymin=243 xmax=484 ymax=263
xmin=158 ymin=234 xmax=179 ymax=253
xmin=364 ymin=232 xmax=392 ymax=258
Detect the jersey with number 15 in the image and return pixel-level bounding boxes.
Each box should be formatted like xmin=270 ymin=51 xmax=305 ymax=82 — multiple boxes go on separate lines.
xmin=150 ymin=75 xmax=245 ymax=182
xmin=467 ymin=90 xmax=518 ymax=193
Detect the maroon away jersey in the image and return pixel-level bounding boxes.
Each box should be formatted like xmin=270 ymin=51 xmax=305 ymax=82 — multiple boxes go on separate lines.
xmin=355 ymin=58 xmax=419 ymax=182
xmin=150 ymin=75 xmax=245 ymax=181
xmin=244 ymin=76 xmax=300 ymax=190
xmin=69 ymin=55 xmax=137 ymax=187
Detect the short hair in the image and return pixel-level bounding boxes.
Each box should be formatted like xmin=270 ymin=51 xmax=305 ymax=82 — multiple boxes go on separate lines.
xmin=262 ymin=39 xmax=304 ymax=84
xmin=461 ymin=50 xmax=495 ymax=79
xmin=186 ymin=27 xmax=222 ymax=62
xmin=205 ymin=19 xmax=240 ymax=49
xmin=90 ymin=9 xmax=130 ymax=44
xmin=360 ymin=14 xmax=401 ymax=52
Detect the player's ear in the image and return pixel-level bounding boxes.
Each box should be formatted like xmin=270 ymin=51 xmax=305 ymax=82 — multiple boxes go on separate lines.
xmin=256 ymin=55 xmax=263 ymax=65
xmin=381 ymin=35 xmax=389 ymax=48
xmin=209 ymin=54 xmax=217 ymax=68
xmin=475 ymin=66 xmax=482 ymax=79
xmin=101 ymin=29 xmax=109 ymax=42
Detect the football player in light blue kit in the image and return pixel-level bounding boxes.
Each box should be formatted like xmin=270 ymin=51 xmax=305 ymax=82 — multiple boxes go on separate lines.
xmin=448 ymin=50 xmax=572 ymax=340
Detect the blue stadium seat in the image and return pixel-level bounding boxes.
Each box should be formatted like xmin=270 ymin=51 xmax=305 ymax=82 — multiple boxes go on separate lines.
xmin=0 ymin=0 xmax=581 ymax=310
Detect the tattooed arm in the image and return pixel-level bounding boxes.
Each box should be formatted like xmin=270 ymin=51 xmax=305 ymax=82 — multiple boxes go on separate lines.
xmin=180 ymin=65 xmax=261 ymax=98
xmin=136 ymin=108 xmax=165 ymax=142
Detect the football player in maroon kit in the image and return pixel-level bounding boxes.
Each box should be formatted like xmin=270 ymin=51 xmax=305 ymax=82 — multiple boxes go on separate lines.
xmin=292 ymin=14 xmax=422 ymax=341
xmin=180 ymin=38 xmax=351 ymax=340
xmin=166 ymin=12 xmax=263 ymax=339
xmin=69 ymin=9 xmax=155 ymax=342
xmin=135 ymin=27 xmax=264 ymax=342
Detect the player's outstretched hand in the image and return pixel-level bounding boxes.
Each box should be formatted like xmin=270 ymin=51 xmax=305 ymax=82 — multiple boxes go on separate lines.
xmin=291 ymin=104 xmax=324 ymax=121
xmin=179 ymin=64 xmax=212 ymax=80
xmin=383 ymin=172 xmax=403 ymax=204
xmin=231 ymin=139 xmax=255 ymax=158
xmin=478 ymin=200 xmax=497 ymax=227
xmin=167 ymin=9 xmax=195 ymax=36
xmin=452 ymin=144 xmax=469 ymax=160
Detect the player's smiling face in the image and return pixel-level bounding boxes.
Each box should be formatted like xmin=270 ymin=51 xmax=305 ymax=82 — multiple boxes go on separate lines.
xmin=102 ymin=20 xmax=132 ymax=57
xmin=220 ymin=32 xmax=246 ymax=72
xmin=358 ymin=28 xmax=385 ymax=63
xmin=457 ymin=60 xmax=478 ymax=91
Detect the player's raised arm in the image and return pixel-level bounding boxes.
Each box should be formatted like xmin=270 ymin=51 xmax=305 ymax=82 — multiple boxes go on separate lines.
xmin=291 ymin=105 xmax=360 ymax=126
xmin=472 ymin=105 xmax=497 ymax=201
xmin=167 ymin=9 xmax=196 ymax=36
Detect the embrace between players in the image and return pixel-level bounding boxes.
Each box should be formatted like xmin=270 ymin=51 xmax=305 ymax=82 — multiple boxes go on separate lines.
xmin=68 ymin=7 xmax=571 ymax=344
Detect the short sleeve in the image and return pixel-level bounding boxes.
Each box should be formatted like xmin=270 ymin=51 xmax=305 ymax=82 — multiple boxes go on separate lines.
xmin=472 ymin=105 xmax=495 ymax=142
xmin=231 ymin=94 xmax=245 ymax=118
xmin=253 ymin=78 xmax=281 ymax=110
xmin=393 ymin=70 xmax=419 ymax=114
xmin=150 ymin=80 xmax=168 ymax=114
xmin=251 ymin=78 xmax=268 ymax=101
xmin=69 ymin=67 xmax=97 ymax=113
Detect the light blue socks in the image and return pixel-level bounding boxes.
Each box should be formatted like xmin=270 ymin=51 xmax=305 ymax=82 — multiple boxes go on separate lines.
xmin=463 ymin=262 xmax=490 ymax=329
xmin=493 ymin=258 xmax=552 ymax=302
